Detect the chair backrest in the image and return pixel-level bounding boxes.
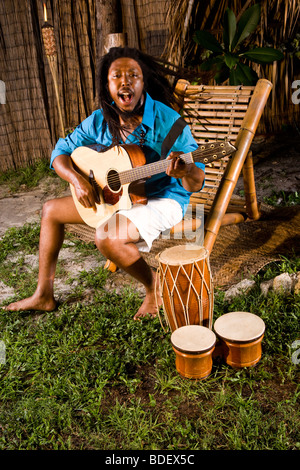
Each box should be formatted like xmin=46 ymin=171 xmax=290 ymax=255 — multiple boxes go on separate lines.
xmin=174 ymin=78 xmax=273 ymax=253
xmin=175 ymin=80 xmax=255 ymax=211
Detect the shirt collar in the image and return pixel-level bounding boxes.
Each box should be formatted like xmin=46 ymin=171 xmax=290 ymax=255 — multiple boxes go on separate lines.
xmin=141 ymin=93 xmax=155 ymax=130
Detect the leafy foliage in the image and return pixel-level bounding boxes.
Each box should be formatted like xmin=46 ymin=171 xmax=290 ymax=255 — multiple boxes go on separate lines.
xmin=194 ymin=4 xmax=284 ymax=85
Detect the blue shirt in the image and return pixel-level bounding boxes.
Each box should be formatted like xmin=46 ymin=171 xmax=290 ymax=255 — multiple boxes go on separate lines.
xmin=50 ymin=93 xmax=204 ymax=215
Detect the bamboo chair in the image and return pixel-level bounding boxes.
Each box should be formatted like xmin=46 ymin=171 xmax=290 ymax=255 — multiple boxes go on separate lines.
xmin=173 ymin=78 xmax=273 ymax=254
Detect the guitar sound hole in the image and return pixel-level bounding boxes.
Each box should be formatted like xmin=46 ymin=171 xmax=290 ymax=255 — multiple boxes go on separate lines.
xmin=107 ymin=169 xmax=121 ymax=192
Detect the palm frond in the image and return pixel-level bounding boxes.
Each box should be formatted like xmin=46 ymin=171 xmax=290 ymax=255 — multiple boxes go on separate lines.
xmin=164 ymin=0 xmax=300 ymax=132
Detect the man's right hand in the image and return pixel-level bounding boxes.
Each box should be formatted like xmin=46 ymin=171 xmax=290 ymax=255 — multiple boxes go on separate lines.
xmin=73 ymin=174 xmax=97 ymax=212
xmin=52 ymin=154 xmax=97 ymax=212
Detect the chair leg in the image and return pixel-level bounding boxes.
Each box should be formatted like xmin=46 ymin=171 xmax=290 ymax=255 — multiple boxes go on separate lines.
xmin=242 ymin=150 xmax=261 ymax=220
xmin=104 ymin=259 xmax=118 ymax=272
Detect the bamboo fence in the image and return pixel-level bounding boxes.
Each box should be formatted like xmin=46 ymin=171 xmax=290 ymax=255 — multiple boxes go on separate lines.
xmin=0 ymin=0 xmax=96 ymax=171
xmin=0 ymin=0 xmax=172 ymax=171
xmin=0 ymin=0 xmax=298 ymax=171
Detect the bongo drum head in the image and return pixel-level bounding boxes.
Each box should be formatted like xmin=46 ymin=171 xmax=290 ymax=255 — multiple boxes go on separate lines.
xmin=158 ymin=245 xmax=208 ymax=265
xmin=171 ymin=325 xmax=216 ymax=354
xmin=214 ymin=312 xmax=265 ymax=343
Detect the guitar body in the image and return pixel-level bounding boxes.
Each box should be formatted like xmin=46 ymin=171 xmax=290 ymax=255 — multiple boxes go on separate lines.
xmin=70 ymin=144 xmax=147 ymax=228
xmin=69 ymin=140 xmax=236 ymax=229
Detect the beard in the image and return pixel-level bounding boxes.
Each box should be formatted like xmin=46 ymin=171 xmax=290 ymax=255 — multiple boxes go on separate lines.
xmin=114 ymin=94 xmax=145 ymax=121
xmin=102 ymin=92 xmax=146 ymax=145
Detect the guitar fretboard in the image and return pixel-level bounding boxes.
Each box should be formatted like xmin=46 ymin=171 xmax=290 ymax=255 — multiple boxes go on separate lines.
xmin=119 ymin=151 xmax=194 ymax=184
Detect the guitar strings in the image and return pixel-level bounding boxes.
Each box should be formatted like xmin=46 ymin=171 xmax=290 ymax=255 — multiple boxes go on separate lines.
xmin=108 ymin=153 xmax=230 ymax=185
xmin=103 ymin=144 xmax=231 ymax=186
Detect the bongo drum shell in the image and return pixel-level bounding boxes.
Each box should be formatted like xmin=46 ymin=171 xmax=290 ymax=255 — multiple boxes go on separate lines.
xmin=214 ymin=312 xmax=265 ymax=368
xmin=171 ymin=325 xmax=216 ymax=379
xmin=158 ymin=245 xmax=213 ymax=332
xmin=221 ymin=336 xmax=264 ymax=368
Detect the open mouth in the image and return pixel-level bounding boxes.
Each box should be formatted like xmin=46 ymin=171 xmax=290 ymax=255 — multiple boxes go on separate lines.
xmin=118 ymin=90 xmax=134 ymax=104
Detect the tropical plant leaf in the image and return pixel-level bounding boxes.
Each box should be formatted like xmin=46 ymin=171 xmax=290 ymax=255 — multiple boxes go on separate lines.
xmin=223 ymin=8 xmax=236 ymax=52
xmin=193 ymin=30 xmax=224 ymax=53
xmin=192 ymin=3 xmax=284 ymax=87
xmin=214 ymin=65 xmax=230 ymax=84
xmin=241 ymin=47 xmax=284 ymax=63
xmin=230 ymin=62 xmax=259 ymax=85
xmin=229 ymin=68 xmax=239 ymax=86
xmin=231 ymin=3 xmax=261 ymax=51
xmin=199 ymin=56 xmax=224 ymax=71
xmin=224 ymin=53 xmax=239 ymax=69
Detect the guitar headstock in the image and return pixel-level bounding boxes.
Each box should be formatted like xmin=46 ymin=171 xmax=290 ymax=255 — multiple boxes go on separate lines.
xmin=193 ymin=140 xmax=236 ymax=165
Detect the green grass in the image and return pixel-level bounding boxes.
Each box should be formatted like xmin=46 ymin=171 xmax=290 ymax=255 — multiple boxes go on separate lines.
xmin=0 ymin=158 xmax=68 ymax=193
xmin=0 ymin=159 xmax=53 ymax=192
xmin=0 ymin=223 xmax=299 ymax=450
xmin=264 ymin=190 xmax=300 ymax=207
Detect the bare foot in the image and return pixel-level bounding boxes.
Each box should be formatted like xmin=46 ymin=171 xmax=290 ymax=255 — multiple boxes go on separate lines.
xmin=134 ymin=272 xmax=162 ymax=320
xmin=3 ymin=293 xmax=57 ymax=312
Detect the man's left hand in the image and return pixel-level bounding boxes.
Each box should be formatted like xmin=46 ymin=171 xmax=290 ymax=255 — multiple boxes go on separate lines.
xmin=166 ymin=151 xmax=205 ymax=193
xmin=166 ymin=152 xmax=189 ymax=179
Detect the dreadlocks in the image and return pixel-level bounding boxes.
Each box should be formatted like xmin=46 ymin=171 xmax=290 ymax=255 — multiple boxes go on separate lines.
xmin=97 ymin=47 xmax=194 ymax=144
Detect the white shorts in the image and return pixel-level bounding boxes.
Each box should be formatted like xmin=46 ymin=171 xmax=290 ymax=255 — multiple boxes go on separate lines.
xmin=118 ymin=198 xmax=183 ymax=252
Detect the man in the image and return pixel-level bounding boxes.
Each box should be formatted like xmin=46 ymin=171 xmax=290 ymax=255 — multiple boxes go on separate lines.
xmin=5 ymin=47 xmax=205 ymax=319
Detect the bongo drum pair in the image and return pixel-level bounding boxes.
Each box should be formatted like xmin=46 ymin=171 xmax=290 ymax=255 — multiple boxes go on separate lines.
xmin=170 ymin=312 xmax=265 ymax=379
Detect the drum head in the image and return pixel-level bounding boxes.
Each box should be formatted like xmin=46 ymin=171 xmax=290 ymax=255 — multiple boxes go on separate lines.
xmin=214 ymin=312 xmax=265 ymax=343
xmin=171 ymin=325 xmax=216 ymax=354
xmin=158 ymin=245 xmax=208 ymax=265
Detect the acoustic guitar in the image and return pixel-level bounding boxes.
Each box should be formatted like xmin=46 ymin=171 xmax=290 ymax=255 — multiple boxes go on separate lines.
xmin=69 ymin=141 xmax=236 ymax=228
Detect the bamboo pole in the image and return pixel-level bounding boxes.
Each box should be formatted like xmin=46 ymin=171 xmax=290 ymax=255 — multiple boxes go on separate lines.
xmin=46 ymin=55 xmax=65 ymax=138
xmin=242 ymin=150 xmax=261 ymax=220
xmin=204 ymin=79 xmax=273 ymax=254
xmin=104 ymin=33 xmax=127 ymax=53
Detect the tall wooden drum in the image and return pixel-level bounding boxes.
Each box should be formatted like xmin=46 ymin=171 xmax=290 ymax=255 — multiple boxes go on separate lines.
xmin=214 ymin=312 xmax=265 ymax=368
xmin=157 ymin=245 xmax=213 ymax=332
xmin=171 ymin=325 xmax=216 ymax=379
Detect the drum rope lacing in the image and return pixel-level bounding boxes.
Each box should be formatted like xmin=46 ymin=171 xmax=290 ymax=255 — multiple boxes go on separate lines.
xmin=156 ymin=252 xmax=214 ymax=333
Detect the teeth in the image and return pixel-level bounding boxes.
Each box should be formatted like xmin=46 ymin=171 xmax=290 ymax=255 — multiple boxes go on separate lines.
xmin=119 ymin=92 xmax=132 ymax=102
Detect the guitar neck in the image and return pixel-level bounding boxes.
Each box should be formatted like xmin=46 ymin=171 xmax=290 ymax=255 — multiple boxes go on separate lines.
xmin=119 ymin=152 xmax=193 ymax=184
xmin=119 ymin=141 xmax=235 ymax=185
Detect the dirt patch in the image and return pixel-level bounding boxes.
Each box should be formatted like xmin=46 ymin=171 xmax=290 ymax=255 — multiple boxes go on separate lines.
xmin=0 ymin=177 xmax=70 ymax=237
xmin=234 ymin=131 xmax=300 ymax=201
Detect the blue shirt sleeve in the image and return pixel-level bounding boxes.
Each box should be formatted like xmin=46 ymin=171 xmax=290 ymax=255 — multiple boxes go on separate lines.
xmin=50 ymin=110 xmax=104 ymax=169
